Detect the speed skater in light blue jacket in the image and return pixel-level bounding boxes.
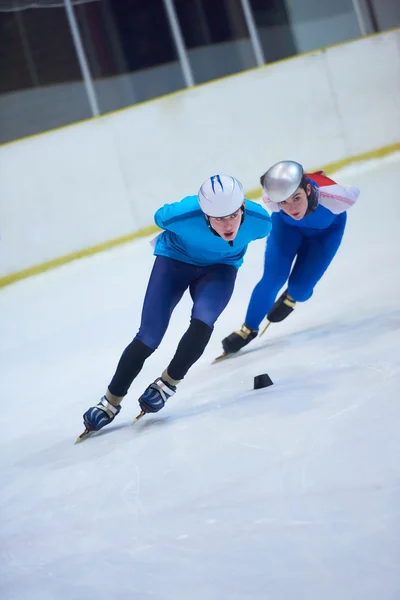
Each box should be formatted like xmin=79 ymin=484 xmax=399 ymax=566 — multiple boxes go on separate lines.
xmin=153 ymin=194 xmax=270 ymax=268
xmin=81 ymin=175 xmax=271 ymax=435
xmin=221 ymin=161 xmax=360 ymax=357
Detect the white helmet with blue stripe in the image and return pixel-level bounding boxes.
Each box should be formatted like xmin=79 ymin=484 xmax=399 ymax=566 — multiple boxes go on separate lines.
xmin=198 ymin=175 xmax=245 ymax=218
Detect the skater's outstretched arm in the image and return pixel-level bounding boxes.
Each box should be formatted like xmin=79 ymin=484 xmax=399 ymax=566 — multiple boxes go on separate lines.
xmin=154 ymin=196 xmax=202 ymax=234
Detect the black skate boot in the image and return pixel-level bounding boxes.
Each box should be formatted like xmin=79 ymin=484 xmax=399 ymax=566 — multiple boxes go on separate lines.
xmin=267 ymin=290 xmax=296 ymax=322
xmin=222 ymin=324 xmax=258 ymax=355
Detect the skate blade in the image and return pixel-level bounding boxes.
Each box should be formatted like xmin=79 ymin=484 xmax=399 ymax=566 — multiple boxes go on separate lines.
xmin=75 ymin=411 xmax=147 ymax=442
xmin=75 ymin=429 xmax=93 ymax=444
xmin=133 ymin=410 xmax=146 ymax=423
xmin=259 ymin=321 xmax=271 ymax=337
xmin=212 ymin=352 xmax=234 ymax=364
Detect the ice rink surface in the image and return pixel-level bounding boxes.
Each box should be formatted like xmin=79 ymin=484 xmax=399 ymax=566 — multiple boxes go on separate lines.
xmin=1 ymin=156 xmax=400 ymax=600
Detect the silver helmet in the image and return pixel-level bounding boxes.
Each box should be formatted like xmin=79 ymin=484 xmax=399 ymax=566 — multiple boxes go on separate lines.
xmin=262 ymin=160 xmax=304 ymax=203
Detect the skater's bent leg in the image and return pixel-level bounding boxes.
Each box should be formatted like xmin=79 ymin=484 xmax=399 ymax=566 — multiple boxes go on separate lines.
xmin=245 ymin=273 xmax=288 ymax=330
xmin=166 ymin=264 xmax=237 ymax=381
xmin=288 ymin=213 xmax=346 ymax=302
xmin=136 ymin=256 xmax=190 ymax=348
xmin=245 ymin=223 xmax=302 ymax=330
xmin=108 ymin=339 xmax=155 ymax=399
xmin=190 ymin=263 xmax=237 ymax=326
xmin=166 ymin=318 xmax=213 ymax=382
xmin=107 ymin=257 xmax=191 ymax=400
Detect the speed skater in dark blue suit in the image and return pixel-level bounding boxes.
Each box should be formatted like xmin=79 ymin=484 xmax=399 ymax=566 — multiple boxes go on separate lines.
xmin=221 ymin=160 xmax=360 ymax=356
xmin=81 ymin=174 xmax=271 ymax=433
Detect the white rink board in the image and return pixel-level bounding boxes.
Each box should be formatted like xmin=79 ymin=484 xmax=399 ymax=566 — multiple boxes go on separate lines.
xmin=1 ymin=30 xmax=399 ymax=276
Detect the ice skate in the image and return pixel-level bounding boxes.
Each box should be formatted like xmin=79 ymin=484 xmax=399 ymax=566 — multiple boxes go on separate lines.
xmin=267 ymin=290 xmax=296 ymax=322
xmin=76 ymin=396 xmax=121 ymax=442
xmin=138 ymin=376 xmax=176 ymax=414
xmin=214 ymin=324 xmax=258 ymax=362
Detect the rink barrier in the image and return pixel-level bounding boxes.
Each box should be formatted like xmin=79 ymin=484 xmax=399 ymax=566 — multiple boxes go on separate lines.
xmin=0 ymin=225 xmax=158 ymax=289
xmin=2 ymin=27 xmax=399 ymax=151
xmin=1 ymin=141 xmax=399 ymax=290
xmin=2 ymin=29 xmax=399 ymax=286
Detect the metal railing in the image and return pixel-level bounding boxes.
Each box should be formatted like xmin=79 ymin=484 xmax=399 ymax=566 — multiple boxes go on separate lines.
xmin=0 ymin=0 xmax=386 ymax=142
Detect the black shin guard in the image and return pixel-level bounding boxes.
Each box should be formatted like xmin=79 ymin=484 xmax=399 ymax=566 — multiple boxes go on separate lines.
xmin=167 ymin=318 xmax=213 ymax=381
xmin=108 ymin=339 xmax=154 ymax=397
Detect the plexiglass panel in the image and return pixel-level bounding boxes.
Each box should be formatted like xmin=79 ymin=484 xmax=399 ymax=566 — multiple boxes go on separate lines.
xmin=0 ymin=5 xmax=91 ymax=142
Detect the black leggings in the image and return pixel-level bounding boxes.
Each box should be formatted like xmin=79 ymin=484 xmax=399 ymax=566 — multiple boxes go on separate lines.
xmin=108 ymin=318 xmax=212 ymax=397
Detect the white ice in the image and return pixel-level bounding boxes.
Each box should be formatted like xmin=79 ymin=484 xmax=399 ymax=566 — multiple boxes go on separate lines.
xmin=1 ymin=156 xmax=400 ymax=600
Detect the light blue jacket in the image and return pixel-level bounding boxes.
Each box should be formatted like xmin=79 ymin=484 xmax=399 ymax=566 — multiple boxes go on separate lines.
xmin=153 ymin=195 xmax=271 ymax=268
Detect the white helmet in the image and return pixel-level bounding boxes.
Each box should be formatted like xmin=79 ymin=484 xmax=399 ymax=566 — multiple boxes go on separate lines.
xmin=198 ymin=175 xmax=245 ymax=218
xmin=262 ymin=160 xmax=304 ymax=203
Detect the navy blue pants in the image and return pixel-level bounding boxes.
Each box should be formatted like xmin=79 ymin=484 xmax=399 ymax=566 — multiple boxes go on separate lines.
xmin=136 ymin=256 xmax=238 ymax=348
xmin=245 ymin=212 xmax=347 ymax=330
xmin=108 ymin=256 xmax=237 ymax=396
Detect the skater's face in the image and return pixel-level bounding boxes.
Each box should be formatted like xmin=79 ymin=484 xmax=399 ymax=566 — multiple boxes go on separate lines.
xmin=279 ymin=184 xmax=310 ymax=220
xmin=209 ymin=206 xmax=243 ymax=241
